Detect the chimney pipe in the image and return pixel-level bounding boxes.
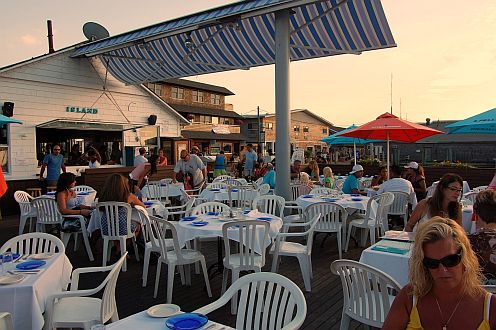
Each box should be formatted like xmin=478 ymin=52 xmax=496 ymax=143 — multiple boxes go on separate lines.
xmin=47 ymin=20 xmax=55 ymax=53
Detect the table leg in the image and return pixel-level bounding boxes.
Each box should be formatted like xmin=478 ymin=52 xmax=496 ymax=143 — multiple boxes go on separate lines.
xmin=207 ymin=237 xmax=224 ymax=279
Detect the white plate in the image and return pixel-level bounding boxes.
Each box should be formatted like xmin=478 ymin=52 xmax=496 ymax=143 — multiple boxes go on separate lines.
xmin=147 ymin=304 xmax=180 ymax=318
xmin=30 ymin=253 xmax=54 ymax=260
xmin=0 ymin=273 xmax=25 ymax=285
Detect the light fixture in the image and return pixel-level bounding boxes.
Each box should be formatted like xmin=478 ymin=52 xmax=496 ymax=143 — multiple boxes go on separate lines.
xmin=184 ymin=32 xmax=194 ymax=49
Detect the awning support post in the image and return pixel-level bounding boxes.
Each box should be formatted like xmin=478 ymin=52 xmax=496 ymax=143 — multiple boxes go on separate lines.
xmin=275 ymin=9 xmax=291 ymax=201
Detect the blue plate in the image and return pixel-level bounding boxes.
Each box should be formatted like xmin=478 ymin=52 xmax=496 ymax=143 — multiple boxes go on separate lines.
xmin=181 ymin=216 xmax=197 ymax=221
xmin=257 ymin=217 xmax=272 ymax=221
xmin=242 ymin=210 xmax=250 ymax=215
xmin=191 ymin=221 xmax=208 ymax=227
xmin=231 ymin=189 xmax=239 ymax=192
xmin=143 ymin=201 xmax=154 ymax=206
xmin=322 ymin=198 xmax=338 ymax=202
xmin=302 ymin=195 xmax=313 ymax=199
xmin=351 ymin=194 xmax=360 ymax=197
xmin=77 ymin=192 xmax=89 ymax=196
xmin=0 ymin=253 xmax=20 ymax=261
xmin=351 ymin=198 xmax=363 ymax=201
xmin=209 ymin=188 xmax=220 ymax=192
xmin=206 ymin=211 xmax=219 ymax=216
xmin=46 ymin=191 xmax=56 ymax=195
xmin=165 ymin=313 xmax=208 ymax=330
xmin=16 ymin=260 xmax=46 ymax=270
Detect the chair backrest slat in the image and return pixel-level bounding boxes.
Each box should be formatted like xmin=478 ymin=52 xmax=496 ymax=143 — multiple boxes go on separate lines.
xmin=331 ymin=259 xmax=401 ymax=328
xmin=32 ymin=197 xmax=63 ymax=225
xmin=0 ymin=232 xmax=64 ymax=255
xmin=252 ymin=195 xmax=285 ymax=218
xmin=96 ymin=202 xmax=133 ymax=238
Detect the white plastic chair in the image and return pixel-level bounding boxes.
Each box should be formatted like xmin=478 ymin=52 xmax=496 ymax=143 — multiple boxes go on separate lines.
xmin=252 ymin=177 xmax=263 ymax=189
xmin=213 ymin=175 xmax=232 ymax=182
xmin=163 ymin=196 xmax=196 ymax=220
xmin=473 ymin=185 xmax=488 ymax=193
xmin=223 ymin=178 xmax=242 ymax=186
xmin=14 ymin=190 xmax=37 ymax=235
xmin=191 ymin=201 xmax=231 ymax=216
xmin=345 ymin=193 xmax=394 ymax=251
xmin=334 ymin=179 xmax=345 ymax=191
xmin=483 ymin=285 xmax=496 ymax=293
xmin=307 ymin=202 xmax=347 ymax=259
xmin=151 ymin=217 xmax=212 ymax=303
xmin=426 ymin=184 xmax=436 ymax=198
xmin=309 ymin=187 xmax=333 ymax=195
xmin=74 ymin=185 xmax=95 ymax=193
xmin=221 ymin=220 xmax=270 ymax=313
xmin=463 ymin=191 xmax=478 ymax=205
xmin=271 ymin=213 xmax=320 ymax=292
xmin=206 ymin=182 xmax=229 ymax=190
xmin=290 ymin=184 xmax=311 ymax=201
xmin=0 ymin=313 xmax=13 ymax=330
xmin=195 ymin=272 xmax=307 ymax=330
xmin=32 ymin=197 xmax=94 ymax=261
xmin=145 ymin=181 xmax=170 ymax=206
xmin=388 ymin=191 xmax=410 ymax=227
xmin=256 ymin=183 xmax=271 ymax=195
xmin=139 ymin=209 xmax=174 ymax=287
xmin=45 ymin=253 xmax=127 ymax=330
xmin=228 ymin=186 xmax=259 ymax=209
xmin=0 ymin=232 xmax=65 ymax=254
xmin=331 ymin=259 xmax=401 ymax=330
xmin=252 ymin=195 xmax=285 ymax=218
xmin=96 ymin=202 xmax=140 ymax=271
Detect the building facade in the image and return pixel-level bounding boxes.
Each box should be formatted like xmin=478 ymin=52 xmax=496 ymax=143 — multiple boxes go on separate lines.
xmin=145 ymin=79 xmax=246 ymax=159
xmin=241 ymin=109 xmax=338 ymax=156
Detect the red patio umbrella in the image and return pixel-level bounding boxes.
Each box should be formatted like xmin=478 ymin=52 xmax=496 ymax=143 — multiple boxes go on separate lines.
xmin=337 ymin=113 xmax=443 ymax=178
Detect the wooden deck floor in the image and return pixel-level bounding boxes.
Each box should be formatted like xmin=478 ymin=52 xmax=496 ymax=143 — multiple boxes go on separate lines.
xmin=0 ymin=216 xmax=367 ymax=329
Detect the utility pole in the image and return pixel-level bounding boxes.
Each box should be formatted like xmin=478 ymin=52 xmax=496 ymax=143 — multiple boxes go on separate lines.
xmin=257 ymin=105 xmax=261 ymax=152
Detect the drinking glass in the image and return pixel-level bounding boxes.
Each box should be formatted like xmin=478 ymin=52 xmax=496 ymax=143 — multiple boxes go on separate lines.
xmin=3 ymin=252 xmax=13 ymax=272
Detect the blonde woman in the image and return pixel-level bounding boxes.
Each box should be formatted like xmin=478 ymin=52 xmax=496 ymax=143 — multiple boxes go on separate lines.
xmin=299 ymin=172 xmax=313 ymax=187
xmin=322 ymin=166 xmax=334 ymax=189
xmin=307 ymin=160 xmax=320 ymax=181
xmin=383 ymin=217 xmax=495 ymax=329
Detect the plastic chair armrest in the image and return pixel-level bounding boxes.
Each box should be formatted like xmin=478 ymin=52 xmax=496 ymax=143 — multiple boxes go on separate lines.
xmin=70 ymin=264 xmax=115 ymax=290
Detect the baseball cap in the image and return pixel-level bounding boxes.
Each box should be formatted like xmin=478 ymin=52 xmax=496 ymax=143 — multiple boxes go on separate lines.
xmin=404 ymin=161 xmax=419 ymax=170
xmin=349 ymin=164 xmax=364 ymax=174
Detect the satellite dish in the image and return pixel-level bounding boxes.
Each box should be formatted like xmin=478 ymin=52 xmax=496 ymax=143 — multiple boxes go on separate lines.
xmin=83 ymin=22 xmax=110 ymax=41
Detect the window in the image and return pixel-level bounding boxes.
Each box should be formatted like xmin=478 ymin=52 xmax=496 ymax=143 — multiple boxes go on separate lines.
xmin=192 ymin=90 xmax=204 ymax=103
xmin=322 ymin=127 xmax=328 ymax=134
xmin=303 ymin=126 xmax=309 ymax=133
xmin=293 ymin=125 xmax=300 ymax=132
xmin=265 ymin=122 xmax=274 ymax=130
xmin=199 ymin=115 xmax=212 ymax=123
xmin=147 ymin=83 xmax=163 ymax=97
xmin=210 ymin=94 xmax=221 ymax=105
xmin=248 ymin=123 xmax=258 ymax=130
xmin=171 ymin=86 xmax=184 ymax=99
xmin=223 ymin=143 xmax=233 ymax=153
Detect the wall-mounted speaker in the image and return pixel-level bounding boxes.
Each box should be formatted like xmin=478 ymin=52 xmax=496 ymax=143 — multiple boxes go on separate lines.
xmin=3 ymin=102 xmax=14 ymax=117
xmin=148 ymin=115 xmax=157 ymax=125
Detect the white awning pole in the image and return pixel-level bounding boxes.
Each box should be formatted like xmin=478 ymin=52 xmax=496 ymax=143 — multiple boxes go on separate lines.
xmin=275 ymin=9 xmax=291 ymax=201
xmin=353 ymin=141 xmax=357 ymax=166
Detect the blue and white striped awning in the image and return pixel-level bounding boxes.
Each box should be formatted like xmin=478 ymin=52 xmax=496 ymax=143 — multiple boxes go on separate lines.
xmin=72 ymin=0 xmax=395 ymax=84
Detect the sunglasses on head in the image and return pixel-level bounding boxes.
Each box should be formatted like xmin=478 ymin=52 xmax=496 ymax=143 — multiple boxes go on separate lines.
xmin=423 ymin=249 xmax=462 ymax=269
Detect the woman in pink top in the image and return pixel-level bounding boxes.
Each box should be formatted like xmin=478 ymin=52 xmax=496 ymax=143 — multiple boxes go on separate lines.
xmin=129 ymin=155 xmax=158 ymax=189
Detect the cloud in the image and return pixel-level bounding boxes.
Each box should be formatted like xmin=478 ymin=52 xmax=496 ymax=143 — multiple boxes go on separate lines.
xmin=20 ymin=34 xmax=41 ymax=46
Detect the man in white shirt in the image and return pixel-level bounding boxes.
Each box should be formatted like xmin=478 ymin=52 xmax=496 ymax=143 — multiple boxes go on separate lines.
xmin=134 ymin=147 xmax=148 ymax=166
xmin=377 ymin=165 xmax=415 ymax=200
xmin=172 ymin=150 xmax=206 ymax=188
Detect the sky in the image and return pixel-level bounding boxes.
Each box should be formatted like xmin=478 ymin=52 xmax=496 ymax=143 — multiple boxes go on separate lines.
xmin=1 ymin=0 xmax=496 ymax=127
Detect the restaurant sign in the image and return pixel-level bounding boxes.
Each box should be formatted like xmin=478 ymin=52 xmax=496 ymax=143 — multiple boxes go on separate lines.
xmin=66 ymin=106 xmax=98 ymax=114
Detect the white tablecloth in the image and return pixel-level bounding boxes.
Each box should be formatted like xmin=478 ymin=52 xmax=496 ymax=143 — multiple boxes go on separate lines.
xmin=199 ymin=188 xmax=259 ymax=203
xmin=0 ymin=253 xmax=73 ymax=329
xmin=296 ymin=194 xmax=370 ymax=212
xmin=175 ymin=212 xmax=282 ymax=254
xmin=359 ymin=240 xmax=412 ymax=287
xmin=142 ymin=183 xmax=187 ymax=200
xmin=106 ymin=310 xmax=233 ymax=329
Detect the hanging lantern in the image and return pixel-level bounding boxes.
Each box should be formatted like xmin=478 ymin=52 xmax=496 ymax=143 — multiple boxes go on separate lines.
xmin=187 ymin=114 xmax=195 ymax=121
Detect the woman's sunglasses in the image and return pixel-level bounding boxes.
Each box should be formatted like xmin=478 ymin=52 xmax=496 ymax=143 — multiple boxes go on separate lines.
xmin=422 ymin=249 xmax=462 ymax=269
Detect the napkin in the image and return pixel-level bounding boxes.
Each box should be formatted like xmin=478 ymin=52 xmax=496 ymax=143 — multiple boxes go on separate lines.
xmin=247 ymin=209 xmax=263 ymax=218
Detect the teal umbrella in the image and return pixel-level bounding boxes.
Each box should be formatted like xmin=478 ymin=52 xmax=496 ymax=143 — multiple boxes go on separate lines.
xmin=321 ymin=125 xmax=383 ymax=165
xmin=445 ymin=108 xmax=496 ymax=134
xmin=0 ymin=114 xmax=22 ymax=125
